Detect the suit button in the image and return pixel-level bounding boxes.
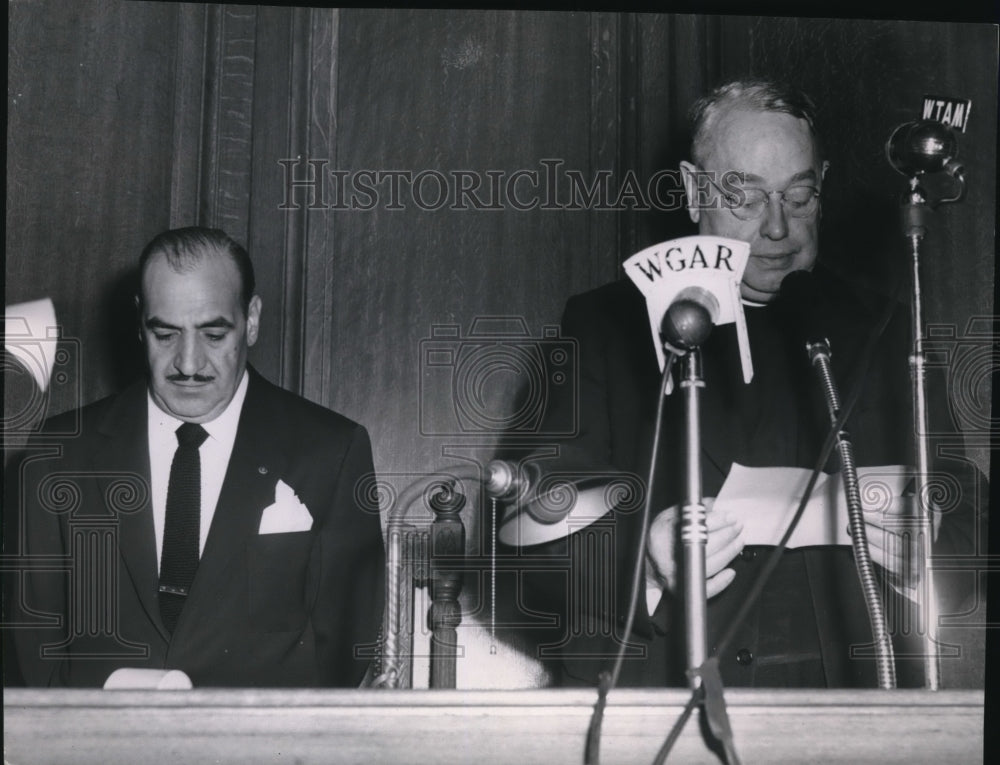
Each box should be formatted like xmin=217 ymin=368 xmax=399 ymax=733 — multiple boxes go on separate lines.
xmin=740 ymin=548 xmax=757 ymax=561
xmin=736 ymin=648 xmax=754 ymax=666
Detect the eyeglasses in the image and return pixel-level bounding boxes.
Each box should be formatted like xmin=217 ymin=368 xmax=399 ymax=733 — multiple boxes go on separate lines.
xmin=699 ymin=171 xmax=821 ymax=221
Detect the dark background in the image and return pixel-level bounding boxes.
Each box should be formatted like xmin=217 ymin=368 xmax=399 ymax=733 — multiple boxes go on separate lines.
xmin=5 ymin=3 xmax=996 ymax=689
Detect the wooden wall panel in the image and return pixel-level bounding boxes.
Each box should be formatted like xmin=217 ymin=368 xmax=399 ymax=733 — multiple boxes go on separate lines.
xmin=169 ymin=3 xmax=209 ymax=231
xmin=199 ymin=4 xmax=257 ymax=246
xmin=6 ymin=0 xmax=180 ymax=408
xmin=176 ymin=3 xmax=288 ymax=387
xmin=13 ymin=7 xmax=990 ymax=480
xmin=325 ymin=9 xmax=619 ymax=482
xmin=5 ymin=1 xmax=295 ymax=410
xmin=295 ymin=8 xmax=342 ymax=402
xmin=244 ymin=5 xmax=312 ymax=393
xmin=291 ymin=12 xmax=627 ymax=686
xmin=627 ymin=14 xmax=735 ymax=250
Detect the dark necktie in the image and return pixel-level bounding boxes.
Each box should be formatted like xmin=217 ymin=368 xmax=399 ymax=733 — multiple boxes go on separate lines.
xmin=159 ymin=422 xmax=209 ymax=634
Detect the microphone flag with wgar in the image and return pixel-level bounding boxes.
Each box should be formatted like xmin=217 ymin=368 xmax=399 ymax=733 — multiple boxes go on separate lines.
xmin=623 ymin=235 xmax=754 ymax=385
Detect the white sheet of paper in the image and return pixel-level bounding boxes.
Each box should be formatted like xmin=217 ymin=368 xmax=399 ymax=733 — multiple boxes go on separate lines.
xmin=714 ymin=463 xmax=912 ymax=547
xmin=103 ymin=668 xmax=193 ymax=690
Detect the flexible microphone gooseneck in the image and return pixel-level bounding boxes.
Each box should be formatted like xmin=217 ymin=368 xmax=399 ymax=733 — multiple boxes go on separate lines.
xmin=777 ymin=270 xmax=896 ymax=690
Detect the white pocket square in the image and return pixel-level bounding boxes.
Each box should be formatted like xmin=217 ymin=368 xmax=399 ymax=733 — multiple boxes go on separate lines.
xmin=258 ymin=479 xmax=313 ymax=534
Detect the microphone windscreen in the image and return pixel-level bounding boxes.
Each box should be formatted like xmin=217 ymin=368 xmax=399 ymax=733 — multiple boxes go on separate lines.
xmin=660 ymin=286 xmax=720 ymax=350
xmin=674 ymin=285 xmax=721 ymax=324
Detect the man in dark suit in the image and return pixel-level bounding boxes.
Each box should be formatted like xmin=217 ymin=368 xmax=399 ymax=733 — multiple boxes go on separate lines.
xmin=505 ymin=80 xmax=979 ymax=688
xmin=7 ymin=227 xmax=384 ymax=687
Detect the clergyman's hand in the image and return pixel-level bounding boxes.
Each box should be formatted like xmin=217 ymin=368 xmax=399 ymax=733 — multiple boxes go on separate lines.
xmin=863 ymin=494 xmax=920 ymax=591
xmin=645 ymin=498 xmax=744 ymax=598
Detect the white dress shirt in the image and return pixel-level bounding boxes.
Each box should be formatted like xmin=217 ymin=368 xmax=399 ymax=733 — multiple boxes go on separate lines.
xmin=147 ymin=371 xmax=249 ymax=572
xmin=647 ymin=585 xmax=663 ymax=616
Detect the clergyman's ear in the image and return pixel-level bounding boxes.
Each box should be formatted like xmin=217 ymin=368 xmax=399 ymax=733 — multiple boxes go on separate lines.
xmin=679 ymin=161 xmax=700 ymax=224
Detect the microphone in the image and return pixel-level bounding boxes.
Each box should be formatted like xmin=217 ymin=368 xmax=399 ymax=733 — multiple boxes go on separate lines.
xmin=886 ymin=119 xmax=965 ymax=212
xmin=660 ymin=285 xmax=721 ymax=351
xmin=886 ymin=119 xmax=962 ymax=179
xmin=484 ymin=459 xmax=538 ymax=502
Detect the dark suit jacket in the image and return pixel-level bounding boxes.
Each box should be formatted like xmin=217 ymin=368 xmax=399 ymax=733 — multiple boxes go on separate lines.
xmin=6 ymin=368 xmax=384 ymax=688
xmin=504 ymin=269 xmax=978 ymax=688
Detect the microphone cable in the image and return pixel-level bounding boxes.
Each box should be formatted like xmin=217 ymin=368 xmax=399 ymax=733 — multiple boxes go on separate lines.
xmin=584 ymin=350 xmax=677 ymax=765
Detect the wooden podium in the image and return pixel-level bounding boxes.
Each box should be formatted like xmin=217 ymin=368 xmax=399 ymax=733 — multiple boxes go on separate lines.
xmin=4 ymin=688 xmax=982 ymax=764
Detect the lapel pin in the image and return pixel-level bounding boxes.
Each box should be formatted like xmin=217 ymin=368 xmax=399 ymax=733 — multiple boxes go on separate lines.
xmin=258 ymin=466 xmax=268 ymax=475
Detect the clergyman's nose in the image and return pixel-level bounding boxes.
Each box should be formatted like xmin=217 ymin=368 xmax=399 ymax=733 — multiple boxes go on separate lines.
xmin=759 ymin=195 xmax=789 ymax=240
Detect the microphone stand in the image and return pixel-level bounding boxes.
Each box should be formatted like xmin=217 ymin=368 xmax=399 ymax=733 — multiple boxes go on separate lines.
xmin=887 ymin=119 xmax=966 ymax=691
xmin=679 ymin=348 xmax=709 ymax=688
xmin=659 ymin=294 xmax=718 ymax=689
xmin=901 ymin=179 xmax=941 ymax=690
xmin=661 ymin=324 xmax=742 ymax=765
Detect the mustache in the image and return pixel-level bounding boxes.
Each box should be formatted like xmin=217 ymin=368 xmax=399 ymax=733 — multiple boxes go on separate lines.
xmin=166 ymin=373 xmax=215 ymax=383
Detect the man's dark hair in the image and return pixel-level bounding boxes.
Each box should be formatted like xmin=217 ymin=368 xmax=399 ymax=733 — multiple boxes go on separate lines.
xmin=138 ymin=227 xmax=256 ymax=314
xmin=689 ymin=79 xmax=822 ymax=165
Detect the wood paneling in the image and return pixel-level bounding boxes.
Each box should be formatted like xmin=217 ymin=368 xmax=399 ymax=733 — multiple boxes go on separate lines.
xmin=628 ymin=14 xmax=735 ymax=250
xmin=326 ymin=9 xmax=619 ymax=478
xmin=199 ymin=4 xmax=257 ymax=246
xmin=7 ymin=0 xmax=180 ymax=406
xmin=244 ymin=5 xmax=314 ymax=393
xmin=10 ymin=6 xmax=992 ymax=479
xmin=169 ymin=4 xmax=210 ymax=231
xmin=295 ymin=8 xmax=342 ymax=401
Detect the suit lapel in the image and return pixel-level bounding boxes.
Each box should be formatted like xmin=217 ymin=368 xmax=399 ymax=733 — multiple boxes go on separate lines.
xmin=95 ymin=381 xmax=170 ymax=642
xmin=181 ymin=371 xmax=287 ymax=622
